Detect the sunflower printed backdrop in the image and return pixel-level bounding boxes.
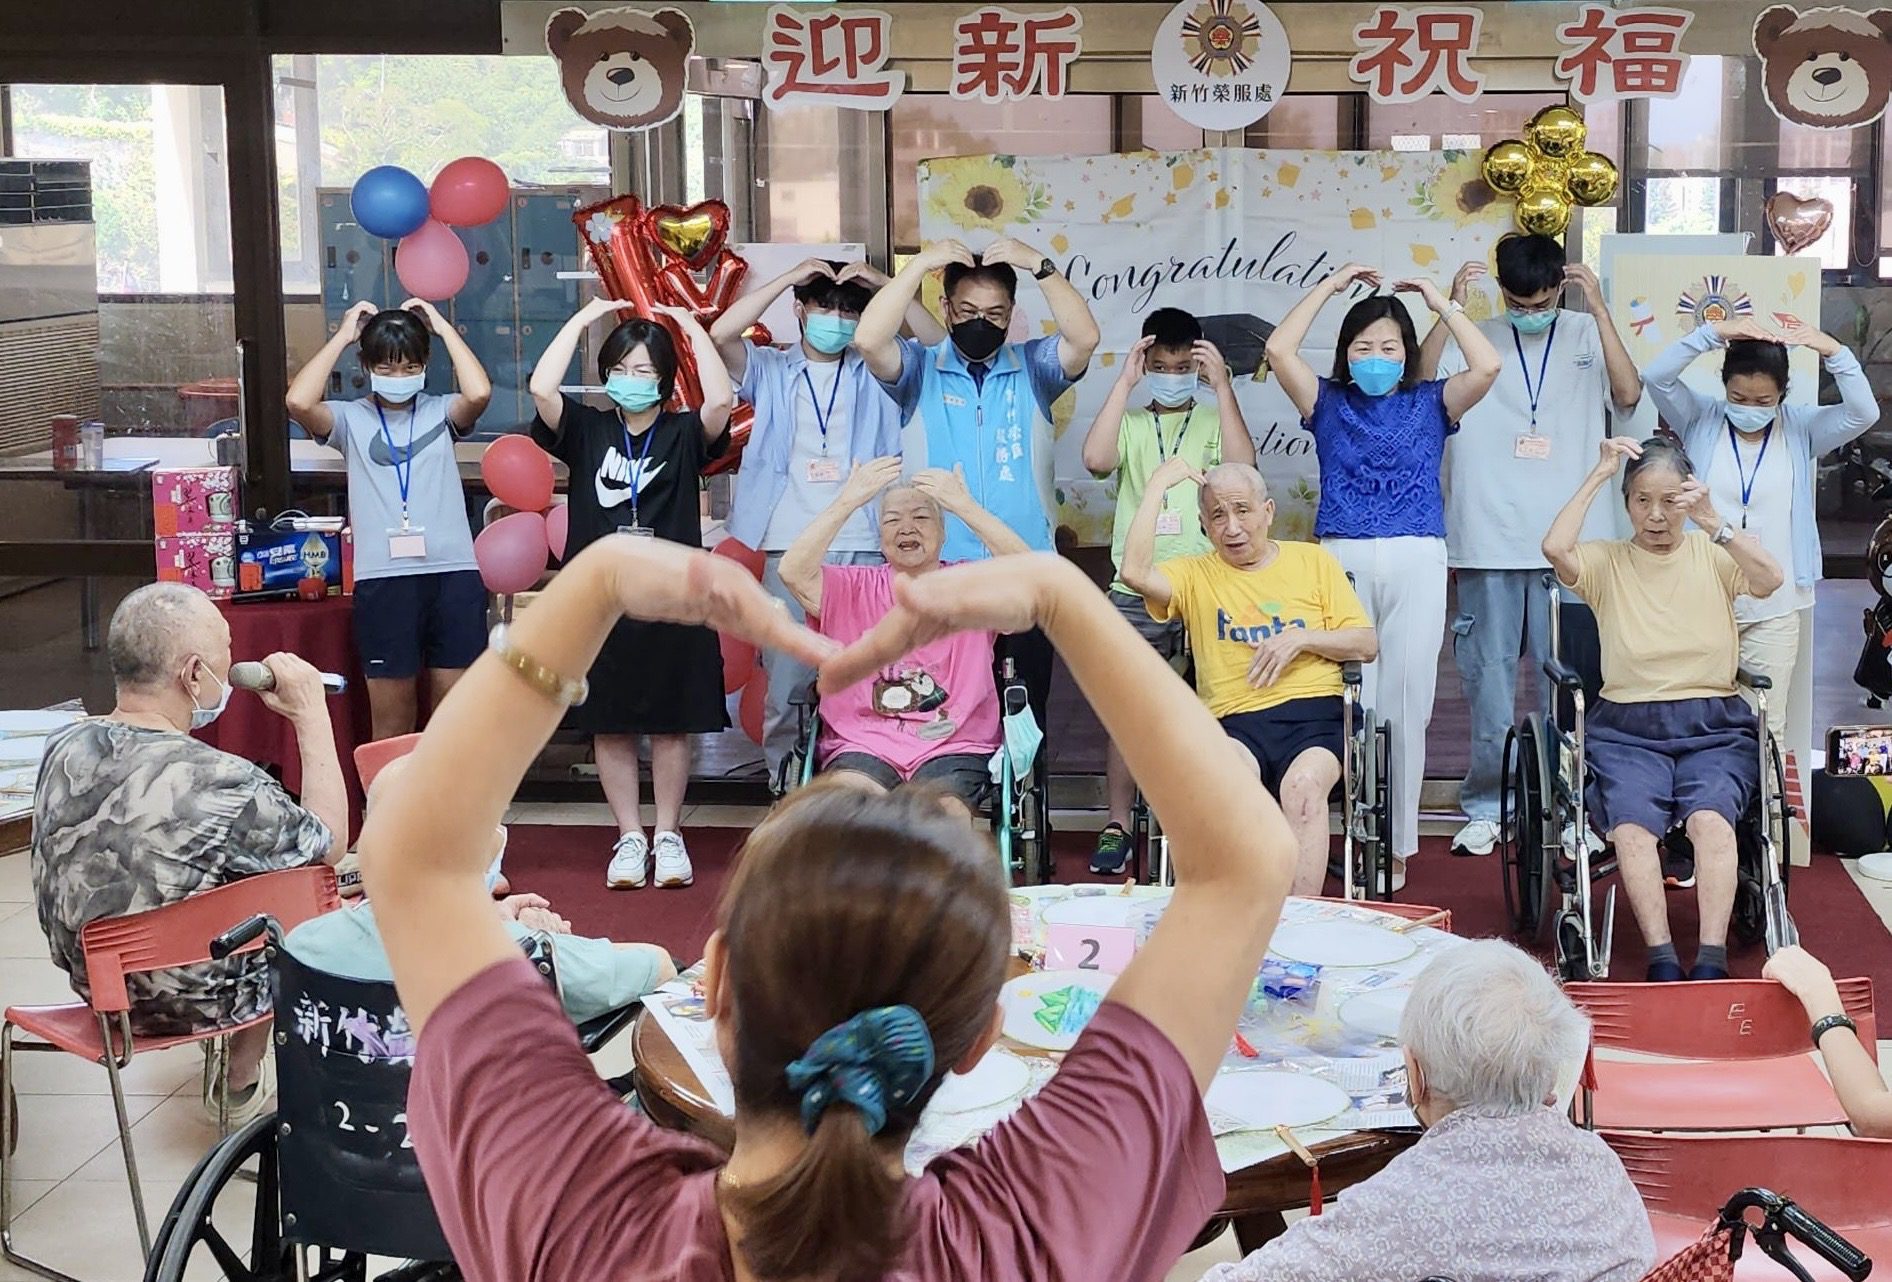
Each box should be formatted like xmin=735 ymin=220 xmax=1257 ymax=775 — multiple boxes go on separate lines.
xmin=918 ymin=148 xmax=1512 ymax=545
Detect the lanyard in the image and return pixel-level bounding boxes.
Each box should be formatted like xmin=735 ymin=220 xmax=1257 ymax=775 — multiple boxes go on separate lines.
xmin=1152 ymin=407 xmax=1194 ymax=464
xmin=621 ymin=415 xmax=658 ymax=528
xmin=1512 ymin=319 xmax=1557 ymax=432
xmin=1727 ymin=421 xmax=1774 ymax=529
xmin=800 ymin=363 xmax=844 ymax=455
xmin=374 ymin=402 xmax=417 ymax=524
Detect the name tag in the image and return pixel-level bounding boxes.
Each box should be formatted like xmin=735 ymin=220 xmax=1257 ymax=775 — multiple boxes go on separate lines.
xmin=1514 ymin=434 xmax=1552 ymax=461
xmin=623 ymin=524 xmax=656 ymax=539
xmin=1045 ymin=922 xmax=1137 ymax=975
xmin=805 ymin=458 xmax=842 ymax=484
xmin=1155 ymin=511 xmax=1184 ymax=537
xmin=942 ymin=393 xmax=967 ymax=408
xmin=387 ymin=528 xmax=428 ymax=559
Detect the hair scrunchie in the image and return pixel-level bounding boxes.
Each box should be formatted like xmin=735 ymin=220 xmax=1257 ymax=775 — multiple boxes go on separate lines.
xmin=783 ymin=1004 xmax=936 ymax=1137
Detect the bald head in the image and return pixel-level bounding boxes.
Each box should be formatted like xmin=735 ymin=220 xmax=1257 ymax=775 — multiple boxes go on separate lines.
xmin=107 ymin=582 xmax=228 ymax=692
xmin=1199 ymin=463 xmax=1270 ymax=506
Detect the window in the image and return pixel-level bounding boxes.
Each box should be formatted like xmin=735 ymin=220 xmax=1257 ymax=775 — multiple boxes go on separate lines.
xmin=1244 ymin=96 xmax=1350 ymax=148
xmin=1366 ymin=93 xmax=1564 ymax=152
xmin=1774 ymin=119 xmax=1865 ymax=273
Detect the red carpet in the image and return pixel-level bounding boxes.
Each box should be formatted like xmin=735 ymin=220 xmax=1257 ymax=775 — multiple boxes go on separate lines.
xmin=501 ymin=826 xmax=1892 ymax=994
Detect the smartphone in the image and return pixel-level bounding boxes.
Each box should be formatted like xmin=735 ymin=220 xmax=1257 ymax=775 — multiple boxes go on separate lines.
xmin=1827 ymin=724 xmax=1892 ymax=776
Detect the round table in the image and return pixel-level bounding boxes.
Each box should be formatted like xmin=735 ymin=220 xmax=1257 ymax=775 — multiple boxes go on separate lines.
xmin=630 ymin=958 xmax=1417 ymax=1253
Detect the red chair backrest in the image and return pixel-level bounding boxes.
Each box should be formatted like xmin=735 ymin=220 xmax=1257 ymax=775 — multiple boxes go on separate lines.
xmin=1304 ymin=896 xmax=1452 ymax=933
xmin=1604 ymin=1130 xmax=1892 ymax=1229
xmin=1567 ymin=978 xmax=1877 ymax=1062
xmin=79 ymin=864 xmax=340 ymax=1015
xmin=354 ymin=734 xmax=422 ymax=792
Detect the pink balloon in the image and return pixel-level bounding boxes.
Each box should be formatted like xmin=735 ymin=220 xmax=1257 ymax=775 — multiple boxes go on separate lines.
xmin=394 ymin=219 xmax=469 ymax=301
xmin=739 ymin=670 xmax=768 ymax=745
xmin=711 ymin=536 xmax=766 ymax=581
xmin=546 ymin=501 xmax=570 ymax=562
xmin=721 ymin=631 xmax=758 ymax=696
xmin=480 ymin=435 xmax=556 ymax=513
xmin=475 ymin=511 xmax=549 ymax=596
xmin=430 ymin=156 xmax=510 ymax=228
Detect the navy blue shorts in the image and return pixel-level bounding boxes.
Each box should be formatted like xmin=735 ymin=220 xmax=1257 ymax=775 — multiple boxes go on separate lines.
xmin=1220 ymin=696 xmax=1345 ymax=797
xmin=1585 ymin=695 xmax=1759 ymax=837
xmin=353 ymin=570 xmax=487 ymax=681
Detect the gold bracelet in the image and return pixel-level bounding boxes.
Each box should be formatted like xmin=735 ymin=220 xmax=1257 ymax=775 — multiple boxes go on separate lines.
xmin=487 ymin=623 xmax=589 ymax=707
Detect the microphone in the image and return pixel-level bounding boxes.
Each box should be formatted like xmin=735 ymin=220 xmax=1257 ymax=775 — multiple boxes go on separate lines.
xmin=228 ymin=661 xmax=348 ymax=696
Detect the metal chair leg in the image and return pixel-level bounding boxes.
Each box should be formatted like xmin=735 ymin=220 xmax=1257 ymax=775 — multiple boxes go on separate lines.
xmin=102 ymin=1048 xmax=151 ymax=1259
xmin=2 ymin=1022 xmax=86 ymax=1282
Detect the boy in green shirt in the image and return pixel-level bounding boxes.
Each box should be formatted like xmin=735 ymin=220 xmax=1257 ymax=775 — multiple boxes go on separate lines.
xmin=1081 ymin=307 xmax=1255 ymax=872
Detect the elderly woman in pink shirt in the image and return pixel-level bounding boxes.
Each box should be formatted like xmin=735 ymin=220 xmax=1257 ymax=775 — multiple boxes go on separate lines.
xmin=1205 ymin=939 xmax=1655 ymax=1282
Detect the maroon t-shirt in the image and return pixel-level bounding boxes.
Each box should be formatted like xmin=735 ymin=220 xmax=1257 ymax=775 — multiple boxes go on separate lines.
xmin=409 ymin=958 xmax=1224 ymax=1281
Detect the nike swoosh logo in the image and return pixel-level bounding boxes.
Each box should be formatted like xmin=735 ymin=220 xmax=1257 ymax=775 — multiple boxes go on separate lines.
xmin=595 ymin=445 xmax=665 ymax=510
xmin=368 ymin=421 xmax=452 ymax=466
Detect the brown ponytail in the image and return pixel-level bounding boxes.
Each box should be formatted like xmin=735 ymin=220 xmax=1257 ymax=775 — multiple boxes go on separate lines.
xmin=716 ymin=781 xmax=1010 ymax=1279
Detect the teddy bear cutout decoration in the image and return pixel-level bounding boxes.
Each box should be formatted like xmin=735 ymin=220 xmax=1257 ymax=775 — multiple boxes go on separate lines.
xmin=546 ymin=6 xmax=695 ymax=131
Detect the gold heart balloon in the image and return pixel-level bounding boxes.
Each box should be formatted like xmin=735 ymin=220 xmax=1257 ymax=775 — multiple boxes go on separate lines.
xmin=655 ymin=212 xmax=715 ymax=262
xmin=1481 ymin=105 xmax=1620 ymax=238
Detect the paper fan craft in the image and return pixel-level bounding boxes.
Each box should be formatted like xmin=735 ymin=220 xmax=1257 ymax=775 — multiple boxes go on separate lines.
xmin=1676 ymin=275 xmax=1753 ymax=326
xmin=1001 ymin=970 xmax=1113 ymax=1051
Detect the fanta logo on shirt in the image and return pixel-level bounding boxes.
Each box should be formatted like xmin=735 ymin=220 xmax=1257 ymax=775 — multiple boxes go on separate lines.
xmin=1216 ymin=606 xmax=1306 ymax=644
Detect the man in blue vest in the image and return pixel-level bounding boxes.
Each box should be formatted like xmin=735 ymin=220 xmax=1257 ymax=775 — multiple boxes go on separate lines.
xmin=855 ymin=237 xmax=1100 ymax=814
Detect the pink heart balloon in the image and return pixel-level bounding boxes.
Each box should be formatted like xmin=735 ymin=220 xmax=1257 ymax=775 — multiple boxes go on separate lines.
xmin=1765 ymin=191 xmax=1834 ymax=256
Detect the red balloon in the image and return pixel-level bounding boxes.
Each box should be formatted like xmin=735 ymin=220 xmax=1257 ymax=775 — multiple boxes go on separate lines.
xmin=546 ymin=501 xmax=570 ymax=562
xmin=480 ymin=435 xmax=555 ymax=513
xmin=710 ymin=536 xmax=765 ymax=580
xmin=474 ymin=511 xmax=549 ymax=596
xmin=721 ymin=632 xmax=758 ymax=696
xmin=574 ymin=195 xmax=660 ymax=320
xmin=739 ymin=670 xmax=768 ymax=745
xmin=394 ymin=219 xmax=469 ymax=301
xmin=430 ymin=157 xmax=509 ymax=228
xmin=701 ymin=403 xmax=753 ymax=478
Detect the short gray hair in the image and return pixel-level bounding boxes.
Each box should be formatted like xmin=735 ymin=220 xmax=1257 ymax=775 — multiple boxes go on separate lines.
xmin=1198 ymin=463 xmax=1269 ymax=505
xmin=106 ymin=582 xmax=217 ymax=690
xmin=1398 ymin=938 xmax=1590 ymax=1116
xmin=879 ymin=484 xmax=943 ymax=523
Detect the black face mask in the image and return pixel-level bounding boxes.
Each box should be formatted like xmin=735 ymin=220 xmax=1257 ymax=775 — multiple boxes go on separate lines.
xmin=950 ymin=317 xmax=1007 ymax=363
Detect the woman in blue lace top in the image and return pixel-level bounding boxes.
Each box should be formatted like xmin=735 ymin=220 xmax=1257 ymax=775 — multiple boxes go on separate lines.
xmin=1264 ymin=263 xmax=1501 ymax=885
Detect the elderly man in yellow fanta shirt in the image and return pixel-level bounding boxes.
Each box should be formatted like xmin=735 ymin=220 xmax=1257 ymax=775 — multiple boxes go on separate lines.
xmin=1123 ymin=459 xmax=1378 ymax=894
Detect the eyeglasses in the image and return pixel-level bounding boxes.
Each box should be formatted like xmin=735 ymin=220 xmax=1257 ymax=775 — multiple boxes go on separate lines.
xmin=950 ymin=302 xmax=1011 ymax=325
xmin=1505 ymin=298 xmax=1559 ymax=314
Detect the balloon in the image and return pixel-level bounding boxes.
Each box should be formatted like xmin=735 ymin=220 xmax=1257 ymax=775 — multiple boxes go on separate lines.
xmin=700 ymin=404 xmax=754 ymax=479
xmin=475 ymin=511 xmax=550 ymax=596
xmin=395 ymin=219 xmax=470 ymax=301
xmin=350 ymin=165 xmax=430 ymax=239
xmin=710 ymin=536 xmax=766 ymax=580
xmin=546 ymin=501 xmax=570 ymax=562
xmin=643 ymin=201 xmax=732 ymax=269
xmin=739 ymin=670 xmax=768 ymax=745
xmin=574 ymin=195 xmax=660 ymax=318
xmin=1480 ymin=140 xmax=1534 ymax=195
xmin=721 ymin=632 xmax=758 ymax=696
xmin=480 ymin=434 xmax=556 ymax=513
xmin=1766 ymin=191 xmax=1835 ymax=256
xmin=1525 ymin=106 xmax=1587 ymax=159
xmin=430 ymin=157 xmax=510 ymax=228
xmin=1516 ymin=188 xmax=1573 ymax=238
xmin=1565 ymin=152 xmax=1620 ymax=207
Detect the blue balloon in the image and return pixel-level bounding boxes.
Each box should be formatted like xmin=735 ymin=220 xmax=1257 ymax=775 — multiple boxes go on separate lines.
xmin=350 ymin=166 xmax=430 ymax=240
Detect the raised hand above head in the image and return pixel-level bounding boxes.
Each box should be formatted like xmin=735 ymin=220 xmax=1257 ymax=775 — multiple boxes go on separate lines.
xmin=1115 ymin=334 xmax=1155 ymax=388
xmin=1449 ymin=260 xmax=1488 ymax=306
xmin=840 ymin=455 xmax=904 ymax=509
xmin=1590 ymin=435 xmax=1643 ymax=480
xmin=1193 ymin=339 xmax=1230 ymax=388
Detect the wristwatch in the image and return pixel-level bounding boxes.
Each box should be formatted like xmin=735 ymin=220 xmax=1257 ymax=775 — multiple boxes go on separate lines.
xmin=1712 ymin=522 xmax=1736 ymax=546
xmin=1033 ymin=256 xmax=1058 ymax=281
xmin=1810 ymin=1012 xmax=1858 ymax=1047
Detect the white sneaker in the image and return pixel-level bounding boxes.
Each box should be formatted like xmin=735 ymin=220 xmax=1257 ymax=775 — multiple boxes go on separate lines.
xmin=204 ymin=1045 xmax=275 ymax=1126
xmin=607 ymin=831 xmax=649 ymax=889
xmin=1451 ymin=818 xmax=1501 ymax=856
xmin=1390 ymin=857 xmax=1408 ymax=893
xmin=1561 ymin=821 xmax=1605 ymax=857
xmin=652 ymin=831 xmax=694 ymax=888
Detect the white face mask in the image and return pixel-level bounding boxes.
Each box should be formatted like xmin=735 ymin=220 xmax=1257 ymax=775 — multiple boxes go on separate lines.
xmin=188 ymin=661 xmax=231 ymax=730
xmin=371 ymin=371 xmax=426 ymax=402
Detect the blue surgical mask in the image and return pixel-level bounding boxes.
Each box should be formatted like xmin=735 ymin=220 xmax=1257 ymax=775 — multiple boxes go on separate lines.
xmin=1508 ymin=308 xmax=1557 ymax=335
xmin=1146 ymin=371 xmax=1199 ymax=408
xmin=371 ymin=371 xmax=425 ymax=403
xmin=605 ymin=373 xmax=663 ymax=412
xmin=1348 ymin=358 xmax=1404 ymax=398
xmin=1726 ymin=403 xmax=1777 ymax=432
xmin=803 ymin=313 xmax=857 ymax=355
xmin=188 ymin=662 xmax=231 ymax=730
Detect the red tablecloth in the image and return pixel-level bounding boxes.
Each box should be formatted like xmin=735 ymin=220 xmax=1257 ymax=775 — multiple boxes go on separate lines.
xmin=196 ymin=595 xmax=371 ymax=840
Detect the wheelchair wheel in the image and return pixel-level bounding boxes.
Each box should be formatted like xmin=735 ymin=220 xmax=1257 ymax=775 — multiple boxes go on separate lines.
xmin=1501 ymin=718 xmax=1551 ymax=935
xmin=1350 ymin=711 xmax=1391 ymax=898
xmin=1732 ymin=737 xmax=1793 ymax=948
xmin=144 ymin=1113 xmax=297 ymax=1282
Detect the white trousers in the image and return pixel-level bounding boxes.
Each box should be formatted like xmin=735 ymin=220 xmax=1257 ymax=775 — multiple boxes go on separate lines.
xmin=1322 ymin=536 xmax=1448 ymax=859
xmin=1737 ymin=609 xmax=1805 ymax=741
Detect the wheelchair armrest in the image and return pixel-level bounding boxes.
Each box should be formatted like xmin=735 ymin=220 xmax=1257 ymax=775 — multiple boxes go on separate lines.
xmin=575 ymin=1000 xmax=641 ymax=1055
xmin=1542 ymin=658 xmax=1586 ymax=692
xmin=1736 ymin=667 xmax=1773 ymax=692
xmin=1341 ymin=661 xmax=1363 ymax=687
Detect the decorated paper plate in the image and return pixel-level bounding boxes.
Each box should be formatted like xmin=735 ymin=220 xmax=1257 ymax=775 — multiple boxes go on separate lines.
xmin=0 ymin=710 xmax=78 ymax=739
xmin=1041 ymin=893 xmax=1165 ymax=931
xmin=1000 ymin=969 xmax=1114 ymax=1052
xmin=1267 ymin=919 xmax=1416 ymax=968
xmin=1204 ymin=1070 xmax=1350 ymax=1133
xmin=927 ymin=1046 xmax=1034 ymax=1115
xmin=0 ymin=738 xmax=46 ymax=766
xmin=1338 ymin=990 xmax=1408 ymax=1041
xmin=1859 ymin=851 xmax=1892 ymax=884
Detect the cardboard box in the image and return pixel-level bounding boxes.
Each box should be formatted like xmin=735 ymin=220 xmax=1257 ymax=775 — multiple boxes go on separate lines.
xmin=152 ymin=466 xmax=238 ymax=537
xmin=156 ymin=532 xmax=238 ymax=600
xmin=235 ymin=525 xmax=354 ymax=600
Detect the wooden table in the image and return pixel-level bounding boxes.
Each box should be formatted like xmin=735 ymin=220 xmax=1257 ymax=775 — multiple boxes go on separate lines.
xmin=630 ymin=958 xmax=1418 ymax=1253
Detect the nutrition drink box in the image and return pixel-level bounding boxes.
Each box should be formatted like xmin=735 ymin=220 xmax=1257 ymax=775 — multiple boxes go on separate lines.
xmin=235 ymin=524 xmax=355 ymax=600
xmin=156 ymin=532 xmax=238 ymax=600
xmin=152 ymin=466 xmax=238 ymax=536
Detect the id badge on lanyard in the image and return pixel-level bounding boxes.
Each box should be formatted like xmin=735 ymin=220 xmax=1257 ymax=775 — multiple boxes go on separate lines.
xmin=377 ymin=404 xmax=427 ymax=558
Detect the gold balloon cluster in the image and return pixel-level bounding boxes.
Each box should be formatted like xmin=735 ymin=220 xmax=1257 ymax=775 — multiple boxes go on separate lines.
xmin=1481 ymin=106 xmax=1620 ymax=238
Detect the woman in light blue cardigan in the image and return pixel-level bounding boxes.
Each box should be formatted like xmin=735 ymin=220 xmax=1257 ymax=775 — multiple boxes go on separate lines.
xmin=1641 ymin=316 xmax=1879 ymax=735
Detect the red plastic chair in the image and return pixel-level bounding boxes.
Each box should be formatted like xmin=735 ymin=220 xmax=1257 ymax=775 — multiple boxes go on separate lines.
xmin=353 ymin=733 xmax=422 ymax=793
xmin=1567 ymin=978 xmax=1877 ymax=1131
xmin=1 ymin=863 xmax=338 ymax=1280
xmin=1606 ymin=1130 xmax=1892 ymax=1280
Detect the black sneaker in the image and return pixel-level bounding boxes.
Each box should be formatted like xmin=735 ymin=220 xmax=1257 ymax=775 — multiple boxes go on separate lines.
xmin=1663 ymin=850 xmax=1696 ymax=889
xmin=1090 ymin=823 xmax=1131 ymax=875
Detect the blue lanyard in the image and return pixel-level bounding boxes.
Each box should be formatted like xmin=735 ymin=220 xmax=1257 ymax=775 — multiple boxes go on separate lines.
xmin=373 ymin=402 xmax=416 ymax=523
xmin=1512 ymin=319 xmax=1557 ymax=432
xmin=1727 ymin=422 xmax=1774 ymax=529
xmin=799 ymin=363 xmax=844 ymax=455
xmin=621 ymin=415 xmax=658 ymax=528
xmin=1152 ymin=407 xmax=1194 ymax=463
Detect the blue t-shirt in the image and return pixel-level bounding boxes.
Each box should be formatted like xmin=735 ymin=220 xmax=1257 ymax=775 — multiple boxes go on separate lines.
xmin=1306 ymin=378 xmax=1455 ymax=540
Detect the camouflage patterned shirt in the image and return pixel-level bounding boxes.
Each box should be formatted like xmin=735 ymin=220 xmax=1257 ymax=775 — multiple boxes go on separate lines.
xmin=31 ymin=719 xmax=333 ymax=1035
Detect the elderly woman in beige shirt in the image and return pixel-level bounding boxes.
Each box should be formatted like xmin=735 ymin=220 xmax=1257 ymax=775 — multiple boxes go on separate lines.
xmin=1203 ymin=939 xmax=1655 ymax=1282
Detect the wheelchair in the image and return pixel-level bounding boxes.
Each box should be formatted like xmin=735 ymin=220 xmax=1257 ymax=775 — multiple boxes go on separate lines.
xmin=776 ymin=656 xmax=1052 ymax=886
xmin=1499 ymin=575 xmax=1792 ymax=982
xmin=1136 ymin=659 xmax=1395 ymax=900
xmin=144 ymin=916 xmax=641 ymax=1281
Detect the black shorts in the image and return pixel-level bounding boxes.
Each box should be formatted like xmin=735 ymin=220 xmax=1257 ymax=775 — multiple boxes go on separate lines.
xmin=353 ymin=570 xmax=488 ymax=681
xmin=825 ymin=751 xmax=993 ymax=810
xmin=1220 ymin=696 xmax=1345 ymax=796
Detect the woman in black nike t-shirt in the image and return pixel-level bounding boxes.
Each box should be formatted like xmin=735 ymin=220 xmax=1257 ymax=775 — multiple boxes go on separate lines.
xmin=529 ymin=298 xmax=733 ymax=891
